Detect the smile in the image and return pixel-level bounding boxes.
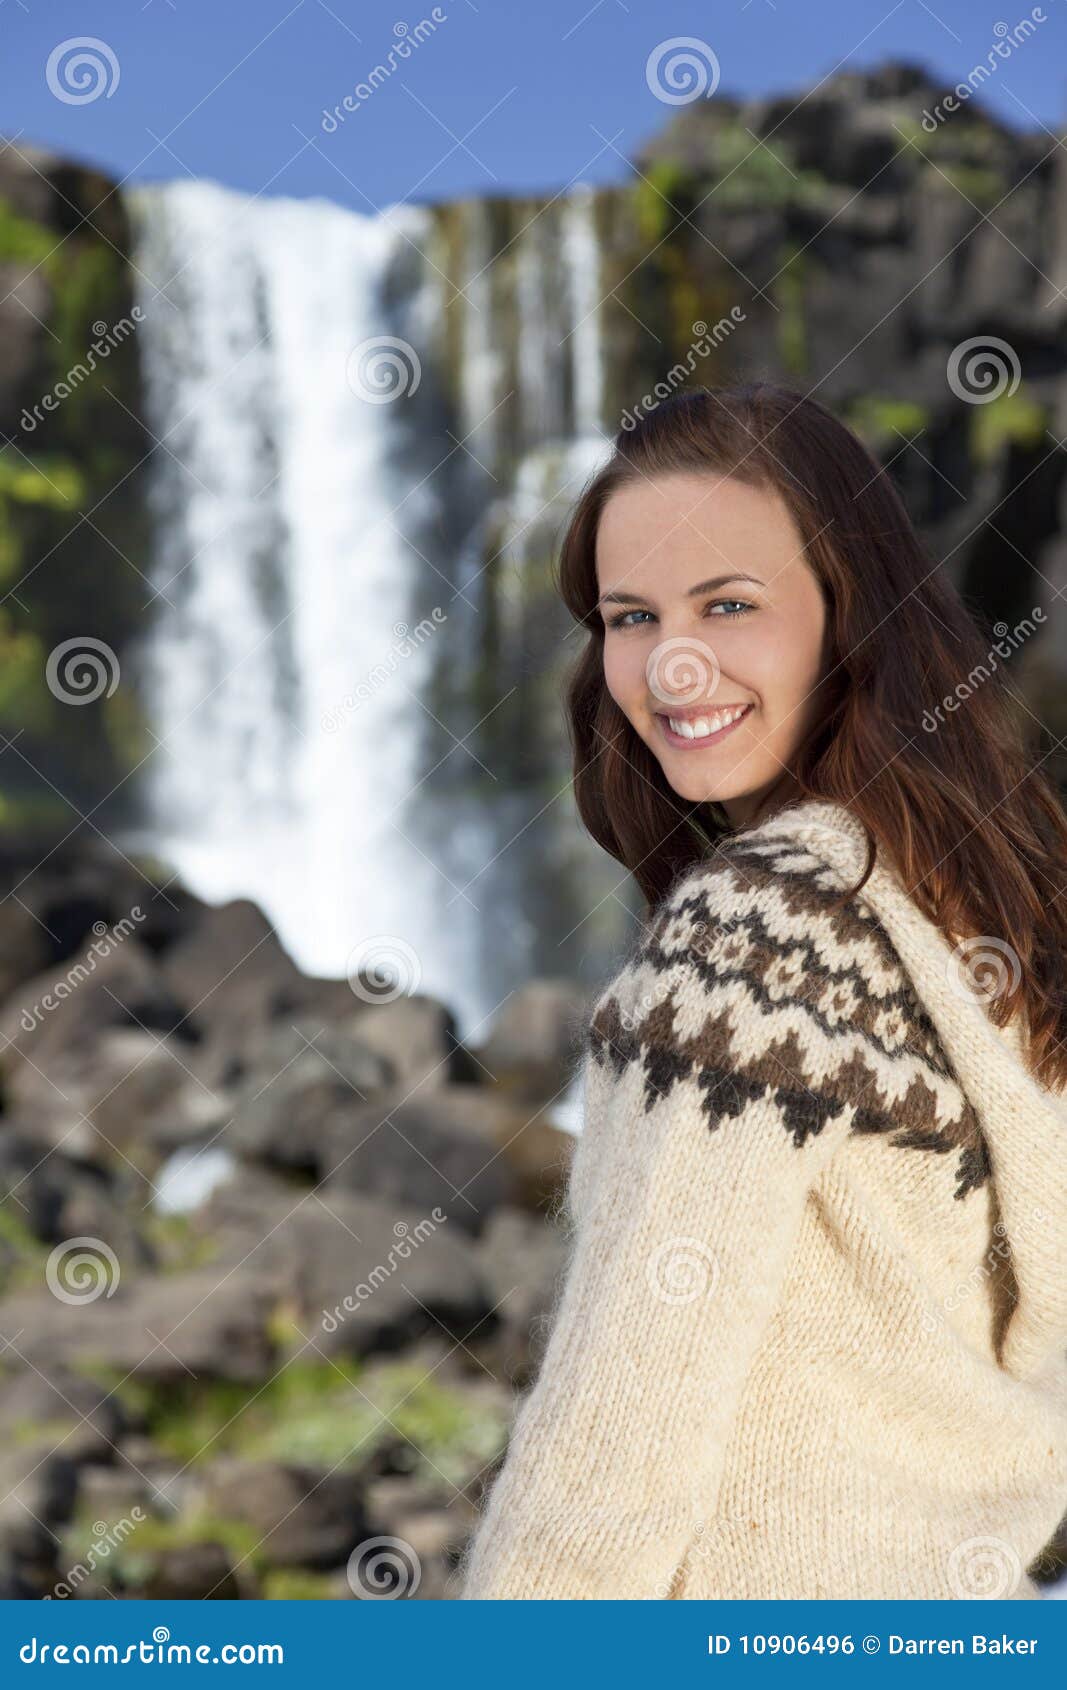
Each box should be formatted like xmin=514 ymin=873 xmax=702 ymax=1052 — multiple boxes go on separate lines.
xmin=656 ymin=702 xmax=753 ymax=748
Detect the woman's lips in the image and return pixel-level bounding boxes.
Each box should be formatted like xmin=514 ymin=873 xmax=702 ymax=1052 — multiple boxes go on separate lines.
xmin=656 ymin=703 xmax=753 ymax=750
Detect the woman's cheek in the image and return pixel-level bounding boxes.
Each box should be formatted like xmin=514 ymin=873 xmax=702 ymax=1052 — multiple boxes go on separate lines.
xmin=602 ymin=640 xmax=637 ymax=720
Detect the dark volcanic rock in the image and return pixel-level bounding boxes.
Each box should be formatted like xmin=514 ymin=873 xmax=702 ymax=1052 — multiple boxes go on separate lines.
xmin=199 ymin=1169 xmax=495 ymax=1357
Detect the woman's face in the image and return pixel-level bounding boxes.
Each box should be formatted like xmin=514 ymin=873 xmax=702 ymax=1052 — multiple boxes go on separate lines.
xmin=596 ymin=471 xmax=829 ymax=828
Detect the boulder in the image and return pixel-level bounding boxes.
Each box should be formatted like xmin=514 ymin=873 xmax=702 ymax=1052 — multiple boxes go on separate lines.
xmin=0 ymin=1130 xmax=154 ymax=1265
xmin=344 ymin=995 xmax=468 ymax=1095
xmin=318 ymin=1085 xmax=540 ymax=1232
xmin=0 ymin=939 xmax=193 ymax=1092
xmin=0 ymin=900 xmax=52 ymax=1004
xmin=140 ymin=1541 xmax=247 ymax=1600
xmin=197 ymin=1458 xmax=370 ymax=1569
xmin=474 ymin=1204 xmax=570 ymax=1380
xmin=78 ymin=1028 xmax=211 ymax=1164
xmin=223 ymin=1018 xmax=392 ymax=1173
xmin=474 ymin=979 xmax=590 ymax=1100
xmin=198 ymin=1170 xmax=494 ymax=1358
xmin=157 ymin=899 xmax=307 ymax=1073
xmin=0 ymin=1369 xmax=116 ymax=1599
xmin=0 ymin=1263 xmax=276 ymax=1383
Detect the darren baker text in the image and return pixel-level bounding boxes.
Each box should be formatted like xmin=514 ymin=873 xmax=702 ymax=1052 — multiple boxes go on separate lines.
xmin=890 ymin=1635 xmax=1037 ymax=1655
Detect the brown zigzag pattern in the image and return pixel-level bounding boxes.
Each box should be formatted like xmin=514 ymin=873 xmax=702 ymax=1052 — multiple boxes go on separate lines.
xmin=587 ymin=838 xmax=991 ymax=1203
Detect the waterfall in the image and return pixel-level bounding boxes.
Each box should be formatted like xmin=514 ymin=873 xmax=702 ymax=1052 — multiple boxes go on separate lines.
xmin=124 ymin=179 xmax=485 ymax=1035
xmin=122 ymin=175 xmax=624 ymax=1053
xmin=562 ymin=185 xmax=605 ymax=440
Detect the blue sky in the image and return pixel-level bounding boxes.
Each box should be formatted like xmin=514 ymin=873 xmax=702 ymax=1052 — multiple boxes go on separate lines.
xmin=3 ymin=0 xmax=1065 ymax=211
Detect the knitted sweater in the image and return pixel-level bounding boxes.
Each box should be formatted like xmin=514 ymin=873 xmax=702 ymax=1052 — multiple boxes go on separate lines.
xmin=457 ymin=797 xmax=1067 ymax=1600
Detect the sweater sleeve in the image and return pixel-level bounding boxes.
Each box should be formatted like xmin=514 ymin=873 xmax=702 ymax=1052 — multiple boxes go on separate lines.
xmin=457 ymin=860 xmax=861 ymax=1600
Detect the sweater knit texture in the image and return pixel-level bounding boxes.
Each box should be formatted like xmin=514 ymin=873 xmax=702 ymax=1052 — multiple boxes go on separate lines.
xmin=457 ymin=797 xmax=1067 ymax=1600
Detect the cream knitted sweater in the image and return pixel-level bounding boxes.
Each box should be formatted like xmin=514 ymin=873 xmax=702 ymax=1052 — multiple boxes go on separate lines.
xmin=458 ymin=797 xmax=1067 ymax=1600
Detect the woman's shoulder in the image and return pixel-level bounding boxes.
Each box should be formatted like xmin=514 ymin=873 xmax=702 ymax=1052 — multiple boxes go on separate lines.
xmin=645 ymin=797 xmax=901 ymax=998
xmin=587 ymin=799 xmax=959 ymax=1131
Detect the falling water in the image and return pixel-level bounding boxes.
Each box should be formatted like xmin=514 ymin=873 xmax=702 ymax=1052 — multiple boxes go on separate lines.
xmin=124 ymin=179 xmax=484 ymax=1033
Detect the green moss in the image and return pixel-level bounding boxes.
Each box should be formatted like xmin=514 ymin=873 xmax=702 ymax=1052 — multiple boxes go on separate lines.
xmin=58 ymin=1504 xmax=265 ymax=1592
xmin=12 ymin=1415 xmax=87 ymax=1447
xmin=707 ymin=125 xmax=827 ymax=210
xmin=0 ymin=790 xmax=71 ymax=835
xmin=49 ymin=243 xmax=128 ymax=389
xmin=0 ymin=451 xmax=88 ymax=601
xmin=634 ymin=159 xmax=694 ymax=243
xmin=101 ymin=684 xmax=153 ymax=770
xmin=931 ymin=162 xmax=1004 ymax=208
xmin=0 ymin=1197 xmax=47 ymax=1251
xmin=140 ymin=1210 xmax=221 ymax=1274
xmin=0 ymin=196 xmax=58 ymax=268
xmin=0 ymin=181 xmax=151 ymax=825
xmin=0 ymin=199 xmax=134 ymax=401
xmin=0 ymin=452 xmax=87 ymax=510
xmin=970 ymin=386 xmax=1048 ymax=465
xmin=102 ymin=1356 xmax=510 ymax=1489
xmin=775 ymin=246 xmax=807 ymax=376
xmin=888 ymin=116 xmax=1006 ymax=204
xmin=846 ymin=395 xmax=930 ymax=449
xmin=0 ymin=1203 xmax=51 ymax=1293
xmin=0 ymin=621 xmax=48 ymax=729
xmin=261 ymin=1568 xmax=343 ymax=1599
xmin=900 ymin=114 xmax=1001 ymax=163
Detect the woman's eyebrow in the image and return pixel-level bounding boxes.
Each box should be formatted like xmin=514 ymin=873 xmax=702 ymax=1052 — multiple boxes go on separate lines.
xmin=597 ymin=572 xmax=764 ymax=608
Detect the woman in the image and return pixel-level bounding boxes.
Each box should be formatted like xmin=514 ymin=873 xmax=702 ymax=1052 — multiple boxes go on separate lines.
xmin=457 ymin=384 xmax=1067 ymax=1600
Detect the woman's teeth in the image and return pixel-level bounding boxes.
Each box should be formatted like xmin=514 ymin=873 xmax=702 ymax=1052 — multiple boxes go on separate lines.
xmin=666 ymin=705 xmax=749 ymax=740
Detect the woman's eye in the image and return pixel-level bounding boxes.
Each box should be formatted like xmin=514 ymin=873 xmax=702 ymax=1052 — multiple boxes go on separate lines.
xmin=605 ymin=600 xmax=753 ymax=629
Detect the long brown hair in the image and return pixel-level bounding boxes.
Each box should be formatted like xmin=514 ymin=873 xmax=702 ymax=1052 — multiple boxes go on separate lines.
xmin=556 ymin=383 xmax=1067 ymax=1091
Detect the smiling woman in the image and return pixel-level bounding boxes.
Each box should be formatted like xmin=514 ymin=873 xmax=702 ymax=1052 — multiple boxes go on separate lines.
xmin=455 ymin=383 xmax=1067 ymax=1601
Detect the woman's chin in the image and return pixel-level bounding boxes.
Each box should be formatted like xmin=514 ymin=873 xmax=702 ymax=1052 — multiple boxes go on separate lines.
xmin=656 ymin=760 xmax=772 ymax=809
xmin=658 ymin=766 xmax=732 ymax=804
